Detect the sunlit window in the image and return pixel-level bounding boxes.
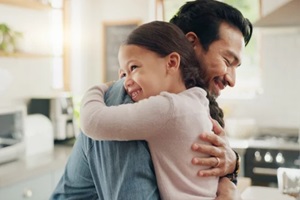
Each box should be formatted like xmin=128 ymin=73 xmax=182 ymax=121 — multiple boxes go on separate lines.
xmin=50 ymin=0 xmax=64 ymax=89
xmin=163 ymin=0 xmax=261 ymax=99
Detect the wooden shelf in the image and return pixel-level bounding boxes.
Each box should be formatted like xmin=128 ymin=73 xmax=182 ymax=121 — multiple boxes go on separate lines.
xmin=0 ymin=0 xmax=52 ymax=10
xmin=0 ymin=51 xmax=54 ymax=58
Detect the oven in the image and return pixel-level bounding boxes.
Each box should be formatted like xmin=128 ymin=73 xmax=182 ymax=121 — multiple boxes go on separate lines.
xmin=244 ymin=133 xmax=300 ymax=187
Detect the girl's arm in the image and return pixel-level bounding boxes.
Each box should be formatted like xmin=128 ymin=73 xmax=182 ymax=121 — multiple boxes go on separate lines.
xmin=80 ymin=84 xmax=173 ymax=141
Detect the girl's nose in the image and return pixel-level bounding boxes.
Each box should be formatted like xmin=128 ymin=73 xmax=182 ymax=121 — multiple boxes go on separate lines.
xmin=124 ymin=76 xmax=134 ymax=89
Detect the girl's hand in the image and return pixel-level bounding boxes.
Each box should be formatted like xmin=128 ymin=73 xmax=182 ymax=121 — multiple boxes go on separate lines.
xmin=191 ymin=118 xmax=236 ymax=177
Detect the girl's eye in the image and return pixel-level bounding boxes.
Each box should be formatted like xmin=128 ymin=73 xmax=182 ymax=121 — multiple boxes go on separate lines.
xmin=120 ymin=73 xmax=126 ymax=78
xmin=130 ymin=65 xmax=138 ymax=71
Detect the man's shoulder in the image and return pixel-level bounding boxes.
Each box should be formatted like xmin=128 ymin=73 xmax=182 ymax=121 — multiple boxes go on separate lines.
xmin=104 ymin=78 xmax=133 ymax=106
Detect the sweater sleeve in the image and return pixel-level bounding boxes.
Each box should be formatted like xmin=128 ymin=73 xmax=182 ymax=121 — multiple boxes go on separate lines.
xmin=80 ymin=84 xmax=174 ymax=141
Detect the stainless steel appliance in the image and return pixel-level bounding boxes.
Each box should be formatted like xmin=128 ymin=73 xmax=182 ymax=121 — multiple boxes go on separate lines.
xmin=244 ymin=129 xmax=300 ymax=187
xmin=28 ymin=93 xmax=77 ymax=141
xmin=0 ymin=106 xmax=26 ymax=164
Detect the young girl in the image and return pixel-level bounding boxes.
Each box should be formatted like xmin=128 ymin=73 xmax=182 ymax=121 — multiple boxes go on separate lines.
xmin=80 ymin=21 xmax=223 ymax=199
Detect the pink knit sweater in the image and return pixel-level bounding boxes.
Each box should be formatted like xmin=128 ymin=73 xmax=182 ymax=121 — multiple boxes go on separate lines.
xmin=80 ymin=84 xmax=218 ymax=200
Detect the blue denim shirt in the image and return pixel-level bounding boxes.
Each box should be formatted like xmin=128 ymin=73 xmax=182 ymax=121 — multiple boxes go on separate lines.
xmin=51 ymin=79 xmax=160 ymax=200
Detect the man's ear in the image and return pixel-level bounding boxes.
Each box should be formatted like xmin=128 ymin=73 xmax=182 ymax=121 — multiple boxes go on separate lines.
xmin=186 ymin=32 xmax=201 ymax=47
xmin=166 ymin=52 xmax=180 ymax=74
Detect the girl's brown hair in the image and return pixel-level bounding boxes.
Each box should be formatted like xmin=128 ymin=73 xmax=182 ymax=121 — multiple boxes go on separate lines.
xmin=125 ymin=21 xmax=224 ymax=127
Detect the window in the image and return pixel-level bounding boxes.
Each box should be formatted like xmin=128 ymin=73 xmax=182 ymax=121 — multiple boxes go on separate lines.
xmin=51 ymin=3 xmax=64 ymax=89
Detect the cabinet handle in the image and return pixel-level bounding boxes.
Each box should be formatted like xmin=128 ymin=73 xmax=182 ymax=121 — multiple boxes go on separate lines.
xmin=23 ymin=188 xmax=33 ymax=198
xmin=253 ymin=167 xmax=277 ymax=176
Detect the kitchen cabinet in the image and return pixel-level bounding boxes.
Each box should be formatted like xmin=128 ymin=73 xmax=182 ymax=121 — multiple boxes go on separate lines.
xmin=0 ymin=145 xmax=71 ymax=200
xmin=0 ymin=173 xmax=53 ymax=200
xmin=0 ymin=169 xmax=65 ymax=200
xmin=255 ymin=0 xmax=300 ymax=27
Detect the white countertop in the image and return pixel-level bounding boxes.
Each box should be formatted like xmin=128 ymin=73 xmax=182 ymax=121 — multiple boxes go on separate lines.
xmin=0 ymin=145 xmax=72 ymax=188
xmin=242 ymin=186 xmax=296 ymax=200
xmin=229 ymin=138 xmax=249 ymax=149
xmin=228 ymin=138 xmax=249 ymax=156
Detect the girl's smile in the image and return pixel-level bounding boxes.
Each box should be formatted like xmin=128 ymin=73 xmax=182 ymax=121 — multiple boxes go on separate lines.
xmin=118 ymin=44 xmax=184 ymax=102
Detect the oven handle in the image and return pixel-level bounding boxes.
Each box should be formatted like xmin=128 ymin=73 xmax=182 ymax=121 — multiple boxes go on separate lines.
xmin=253 ymin=167 xmax=278 ymax=176
xmin=294 ymin=159 xmax=300 ymax=166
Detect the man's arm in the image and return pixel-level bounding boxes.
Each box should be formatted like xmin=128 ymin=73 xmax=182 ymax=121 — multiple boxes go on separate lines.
xmin=191 ymin=118 xmax=237 ymax=178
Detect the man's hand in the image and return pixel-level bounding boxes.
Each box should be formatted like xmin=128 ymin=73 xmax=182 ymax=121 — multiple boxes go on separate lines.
xmin=191 ymin=118 xmax=236 ymax=177
xmin=216 ymin=177 xmax=242 ymax=200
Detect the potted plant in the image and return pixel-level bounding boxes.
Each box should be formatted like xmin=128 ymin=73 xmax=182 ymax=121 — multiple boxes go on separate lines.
xmin=0 ymin=23 xmax=22 ymax=53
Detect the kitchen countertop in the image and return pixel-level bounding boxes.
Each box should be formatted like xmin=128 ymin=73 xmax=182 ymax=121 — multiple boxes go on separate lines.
xmin=228 ymin=138 xmax=249 ymax=149
xmin=0 ymin=138 xmax=249 ymax=188
xmin=242 ymin=186 xmax=296 ymax=200
xmin=0 ymin=144 xmax=72 ymax=188
xmin=228 ymin=137 xmax=249 ymax=155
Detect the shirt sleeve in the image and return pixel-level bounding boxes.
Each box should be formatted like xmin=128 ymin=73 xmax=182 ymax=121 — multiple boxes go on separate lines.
xmin=80 ymin=84 xmax=174 ymax=141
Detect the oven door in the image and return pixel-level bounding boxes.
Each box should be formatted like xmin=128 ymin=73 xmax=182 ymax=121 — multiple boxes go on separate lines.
xmin=244 ymin=148 xmax=300 ymax=187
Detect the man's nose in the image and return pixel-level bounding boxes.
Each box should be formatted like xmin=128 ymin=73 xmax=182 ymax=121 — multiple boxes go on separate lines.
xmin=225 ymin=67 xmax=236 ymax=87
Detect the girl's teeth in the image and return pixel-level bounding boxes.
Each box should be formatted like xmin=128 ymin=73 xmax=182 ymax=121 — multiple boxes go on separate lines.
xmin=132 ymin=90 xmax=140 ymax=98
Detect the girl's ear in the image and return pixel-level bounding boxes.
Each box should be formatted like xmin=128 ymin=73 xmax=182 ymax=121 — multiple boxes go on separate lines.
xmin=166 ymin=52 xmax=180 ymax=74
xmin=118 ymin=69 xmax=124 ymax=79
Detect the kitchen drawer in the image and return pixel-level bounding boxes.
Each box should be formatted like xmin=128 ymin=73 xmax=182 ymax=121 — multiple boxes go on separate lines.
xmin=0 ymin=173 xmax=52 ymax=200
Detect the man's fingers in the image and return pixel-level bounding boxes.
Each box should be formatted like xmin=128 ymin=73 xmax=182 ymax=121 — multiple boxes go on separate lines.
xmin=192 ymin=156 xmax=224 ymax=177
xmin=199 ymin=132 xmax=224 ymax=147
xmin=192 ymin=156 xmax=222 ymax=167
xmin=197 ymin=167 xmax=224 ymax=177
xmin=191 ymin=143 xmax=222 ymax=156
xmin=210 ymin=117 xmax=225 ymax=136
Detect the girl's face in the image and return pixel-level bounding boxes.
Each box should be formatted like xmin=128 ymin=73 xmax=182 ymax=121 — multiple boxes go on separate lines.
xmin=118 ymin=44 xmax=179 ymax=102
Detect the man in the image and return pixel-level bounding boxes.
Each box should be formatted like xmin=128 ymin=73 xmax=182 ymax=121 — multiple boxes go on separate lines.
xmin=51 ymin=0 xmax=252 ymax=199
